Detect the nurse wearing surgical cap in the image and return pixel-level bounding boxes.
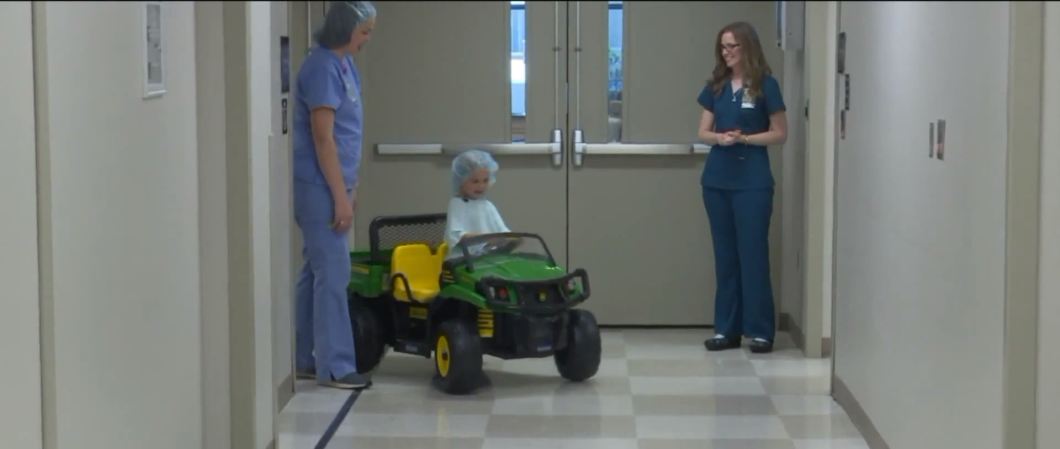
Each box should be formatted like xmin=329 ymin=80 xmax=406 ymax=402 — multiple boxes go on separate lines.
xmin=292 ymin=1 xmax=377 ymax=390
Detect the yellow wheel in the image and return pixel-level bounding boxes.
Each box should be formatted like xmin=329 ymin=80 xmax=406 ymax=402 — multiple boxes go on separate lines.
xmin=436 ymin=335 xmax=451 ymax=378
xmin=432 ymin=320 xmax=483 ymax=394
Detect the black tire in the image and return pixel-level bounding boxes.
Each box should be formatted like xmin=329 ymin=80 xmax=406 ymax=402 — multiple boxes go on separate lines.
xmin=554 ymin=309 xmax=602 ymax=382
xmin=433 ymin=319 xmax=483 ymax=395
xmin=349 ymin=299 xmax=385 ymax=373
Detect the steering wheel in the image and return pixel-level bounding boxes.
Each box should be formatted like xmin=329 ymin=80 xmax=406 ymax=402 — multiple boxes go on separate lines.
xmin=480 ymin=236 xmax=522 ymax=255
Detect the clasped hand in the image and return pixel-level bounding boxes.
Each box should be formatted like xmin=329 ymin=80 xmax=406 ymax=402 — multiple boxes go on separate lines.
xmin=717 ymin=130 xmax=744 ymax=146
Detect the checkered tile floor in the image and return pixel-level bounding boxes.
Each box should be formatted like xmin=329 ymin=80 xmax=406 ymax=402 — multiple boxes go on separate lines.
xmin=278 ymin=329 xmax=869 ymax=449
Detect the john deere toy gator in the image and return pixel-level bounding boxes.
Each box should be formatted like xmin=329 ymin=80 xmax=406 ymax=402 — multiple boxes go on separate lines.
xmin=346 ymin=213 xmax=601 ymax=394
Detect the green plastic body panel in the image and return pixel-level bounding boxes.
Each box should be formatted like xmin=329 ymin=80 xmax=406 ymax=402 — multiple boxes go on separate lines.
xmin=348 ymin=250 xmax=390 ymax=298
xmin=348 ymin=248 xmax=583 ymax=313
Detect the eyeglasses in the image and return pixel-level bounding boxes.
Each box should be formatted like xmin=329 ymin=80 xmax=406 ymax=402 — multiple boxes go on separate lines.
xmin=720 ymin=43 xmax=741 ymax=51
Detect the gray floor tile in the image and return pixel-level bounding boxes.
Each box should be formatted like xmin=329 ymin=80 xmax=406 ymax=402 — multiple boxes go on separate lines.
xmin=492 ymin=394 xmax=635 ymax=416
xmin=324 ymin=436 xmax=485 ymax=449
xmin=485 ymin=415 xmax=637 ymax=438
xmin=781 ymin=414 xmax=864 ymax=439
xmin=636 ymin=415 xmax=790 ymax=439
xmin=337 ymin=413 xmax=490 ymax=438
xmin=630 ymin=376 xmax=766 ymax=396
xmin=353 ymin=392 xmax=496 ymax=415
xmin=633 ymin=394 xmax=778 ymax=416
xmin=638 ymin=439 xmax=798 ymax=449
xmin=628 ymin=359 xmax=756 ymax=377
xmin=760 ymin=376 xmax=832 ymax=395
xmin=792 ymin=439 xmax=872 ymax=449
xmin=481 ymin=438 xmax=638 ymax=449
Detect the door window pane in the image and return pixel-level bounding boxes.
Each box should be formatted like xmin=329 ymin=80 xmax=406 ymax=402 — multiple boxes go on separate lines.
xmin=511 ymin=1 xmax=527 ymax=141
xmin=608 ymin=1 xmax=623 ymax=142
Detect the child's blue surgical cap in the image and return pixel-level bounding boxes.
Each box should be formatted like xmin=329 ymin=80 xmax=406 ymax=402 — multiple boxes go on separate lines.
xmin=451 ymin=149 xmax=499 ymax=196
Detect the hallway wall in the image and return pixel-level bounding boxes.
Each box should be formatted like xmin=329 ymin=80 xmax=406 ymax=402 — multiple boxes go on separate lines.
xmin=1039 ymin=4 xmax=1060 ymax=448
xmin=270 ymin=0 xmax=295 ymax=413
xmin=833 ymin=3 xmax=1009 ymax=449
xmin=247 ymin=3 xmax=277 ymax=446
xmin=33 ymin=3 xmax=203 ymax=448
xmin=780 ymin=45 xmax=807 ymax=345
xmin=0 ymin=3 xmax=43 ymax=449
xmin=197 ymin=4 xmax=280 ymax=447
xmin=802 ymin=1 xmax=838 ymax=357
xmin=195 ymin=2 xmax=232 ymax=448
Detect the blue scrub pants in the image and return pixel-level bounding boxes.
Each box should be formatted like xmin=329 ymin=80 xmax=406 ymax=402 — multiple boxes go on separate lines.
xmin=702 ymin=187 xmax=776 ymax=342
xmin=294 ymin=181 xmax=358 ymax=380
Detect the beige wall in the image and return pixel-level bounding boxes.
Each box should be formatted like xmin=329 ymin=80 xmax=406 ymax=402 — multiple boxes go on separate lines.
xmin=833 ymin=2 xmax=1009 ymax=448
xmin=33 ymin=2 xmax=203 ymax=448
xmin=0 ymin=3 xmax=43 ymax=449
xmin=802 ymin=1 xmax=837 ymax=356
xmin=215 ymin=3 xmax=279 ymax=448
xmin=248 ymin=3 xmax=277 ymax=446
xmin=1039 ymin=3 xmax=1060 ymax=448
xmin=205 ymin=4 xmax=280 ymax=447
xmin=779 ymin=39 xmax=806 ymax=339
xmin=195 ymin=2 xmax=232 ymax=448
xmin=270 ymin=0 xmax=295 ymax=411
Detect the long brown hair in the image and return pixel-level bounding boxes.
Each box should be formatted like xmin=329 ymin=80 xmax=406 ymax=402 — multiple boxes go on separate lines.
xmin=709 ymin=22 xmax=772 ymax=99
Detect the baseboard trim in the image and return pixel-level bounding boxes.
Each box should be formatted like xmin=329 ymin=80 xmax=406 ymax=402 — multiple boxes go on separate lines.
xmin=779 ymin=313 xmax=832 ymax=356
xmin=833 ymin=375 xmax=890 ymax=449
xmin=779 ymin=313 xmax=806 ymax=351
xmin=277 ymin=374 xmax=295 ymax=413
xmin=598 ymin=324 xmax=713 ymax=329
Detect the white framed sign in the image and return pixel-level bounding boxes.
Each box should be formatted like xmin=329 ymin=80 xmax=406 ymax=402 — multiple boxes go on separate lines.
xmin=143 ymin=1 xmax=165 ymax=98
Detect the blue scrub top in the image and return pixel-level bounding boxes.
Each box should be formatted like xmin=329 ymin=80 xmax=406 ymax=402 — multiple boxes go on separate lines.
xmin=293 ymin=45 xmax=364 ymax=189
xmin=696 ymin=74 xmax=785 ymax=190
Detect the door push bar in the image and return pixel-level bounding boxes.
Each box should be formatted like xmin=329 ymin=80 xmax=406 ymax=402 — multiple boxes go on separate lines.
xmin=376 ymin=129 xmax=565 ymax=167
xmin=571 ymin=129 xmax=710 ymax=167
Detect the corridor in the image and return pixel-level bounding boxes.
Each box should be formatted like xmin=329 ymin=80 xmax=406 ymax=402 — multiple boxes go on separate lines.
xmin=279 ymin=329 xmax=866 ymax=449
xmin=3 ymin=2 xmax=1058 ymax=449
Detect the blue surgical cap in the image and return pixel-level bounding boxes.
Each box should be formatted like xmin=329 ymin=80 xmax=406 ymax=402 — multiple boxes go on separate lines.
xmin=343 ymin=1 xmax=377 ymax=24
xmin=451 ymin=150 xmax=499 ymax=196
xmin=315 ymin=1 xmax=377 ymax=49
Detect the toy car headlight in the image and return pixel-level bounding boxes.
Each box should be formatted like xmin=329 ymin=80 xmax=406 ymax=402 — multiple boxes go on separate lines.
xmin=488 ymin=285 xmax=510 ymax=300
xmin=566 ymin=277 xmax=584 ymax=294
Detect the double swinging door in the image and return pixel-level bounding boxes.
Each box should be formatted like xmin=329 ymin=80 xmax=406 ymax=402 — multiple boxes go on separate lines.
xmin=301 ymin=1 xmax=786 ymax=325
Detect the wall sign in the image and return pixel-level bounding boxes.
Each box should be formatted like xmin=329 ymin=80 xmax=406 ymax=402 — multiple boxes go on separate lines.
xmin=281 ymin=35 xmax=290 ymax=94
xmin=837 ymin=32 xmax=846 ymax=74
xmin=143 ymin=2 xmax=165 ymax=99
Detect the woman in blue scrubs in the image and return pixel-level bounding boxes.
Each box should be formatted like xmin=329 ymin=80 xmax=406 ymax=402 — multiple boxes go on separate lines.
xmin=293 ymin=1 xmax=376 ymax=389
xmin=696 ymin=22 xmax=787 ymax=354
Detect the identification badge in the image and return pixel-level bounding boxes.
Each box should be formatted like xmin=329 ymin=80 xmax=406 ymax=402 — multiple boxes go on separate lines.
xmin=741 ymin=91 xmax=755 ymax=109
xmin=346 ymin=81 xmax=359 ymax=104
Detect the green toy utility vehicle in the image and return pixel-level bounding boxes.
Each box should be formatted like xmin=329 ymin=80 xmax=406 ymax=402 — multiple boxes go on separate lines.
xmin=346 ymin=213 xmax=602 ymax=394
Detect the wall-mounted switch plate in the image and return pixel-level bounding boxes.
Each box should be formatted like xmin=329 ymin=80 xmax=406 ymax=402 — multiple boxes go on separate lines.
xmin=929 ymin=122 xmax=935 ymax=158
xmin=840 ymin=110 xmax=846 ymax=140
xmin=936 ymin=119 xmax=946 ymax=160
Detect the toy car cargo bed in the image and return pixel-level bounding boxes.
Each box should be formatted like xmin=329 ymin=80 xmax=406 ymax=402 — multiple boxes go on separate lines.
xmin=349 ymin=250 xmax=389 ymax=298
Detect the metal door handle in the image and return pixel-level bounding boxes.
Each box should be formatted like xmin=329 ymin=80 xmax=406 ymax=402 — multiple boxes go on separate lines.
xmin=377 ymin=129 xmax=564 ymax=167
xmin=571 ymin=129 xmax=710 ymax=167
